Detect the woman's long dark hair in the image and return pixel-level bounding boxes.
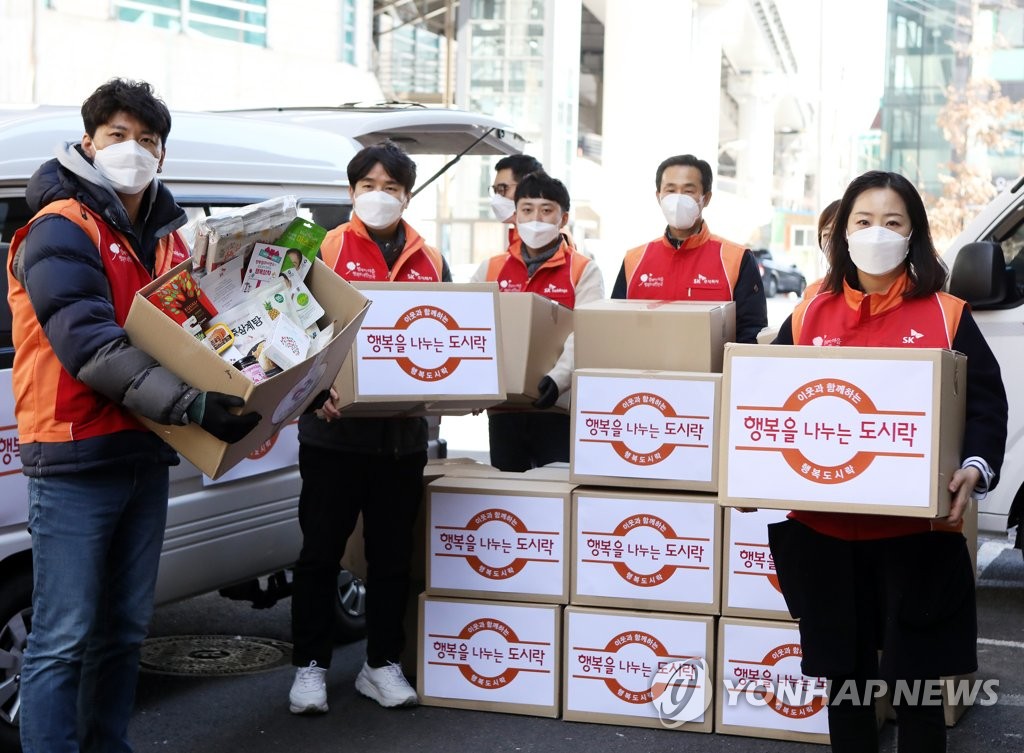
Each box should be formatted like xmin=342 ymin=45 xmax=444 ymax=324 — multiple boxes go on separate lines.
xmin=821 ymin=171 xmax=947 ymax=298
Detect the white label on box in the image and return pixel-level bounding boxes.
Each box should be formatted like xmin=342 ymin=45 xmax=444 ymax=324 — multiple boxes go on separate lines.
xmin=720 ymin=622 xmax=828 ymax=734
xmin=726 ymin=509 xmax=790 ymax=613
xmin=429 ymin=491 xmax=564 ymax=597
xmin=355 ymin=290 xmax=499 ymax=395
xmin=573 ymin=375 xmax=715 ymax=481
xmin=566 ymin=610 xmax=708 ymax=722
xmin=575 ymin=495 xmax=715 ymax=605
xmin=422 ymin=600 xmax=556 ymax=705
xmin=0 ymin=370 xmax=28 ymax=528
xmin=725 ymin=356 xmax=933 ymax=506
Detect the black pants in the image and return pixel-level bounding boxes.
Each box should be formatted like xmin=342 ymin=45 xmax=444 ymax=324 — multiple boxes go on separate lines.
xmin=291 ymin=445 xmax=426 ymax=668
xmin=487 ymin=411 xmax=570 ymax=472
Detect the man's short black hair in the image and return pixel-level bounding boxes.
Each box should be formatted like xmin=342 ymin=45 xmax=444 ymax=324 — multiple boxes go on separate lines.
xmin=655 ymin=154 xmax=713 ymax=193
xmin=347 ymin=140 xmax=417 ymax=193
xmin=81 ymin=78 xmax=172 ymax=145
xmin=495 ymin=154 xmax=543 ymax=182
xmin=514 ymin=172 xmax=570 ymax=213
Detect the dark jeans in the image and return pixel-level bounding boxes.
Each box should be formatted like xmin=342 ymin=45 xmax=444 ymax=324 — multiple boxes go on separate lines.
xmin=291 ymin=445 xmax=426 ymax=668
xmin=487 ymin=411 xmax=570 ymax=472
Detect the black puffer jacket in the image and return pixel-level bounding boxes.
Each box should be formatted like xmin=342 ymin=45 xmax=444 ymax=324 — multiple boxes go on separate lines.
xmin=11 ymin=143 xmax=196 ymax=475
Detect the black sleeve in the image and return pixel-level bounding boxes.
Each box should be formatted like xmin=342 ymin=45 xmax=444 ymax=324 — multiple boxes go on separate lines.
xmin=771 ymin=315 xmax=794 ymax=345
xmin=441 ymin=256 xmax=453 ymax=283
xmin=733 ymin=250 xmax=769 ymax=344
xmin=610 ymin=262 xmax=627 ymax=299
xmin=953 ymin=308 xmax=1008 ymax=489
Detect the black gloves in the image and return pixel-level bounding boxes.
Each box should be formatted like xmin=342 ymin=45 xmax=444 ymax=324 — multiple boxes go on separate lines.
xmin=533 ymin=376 xmax=559 ymax=410
xmin=187 ymin=391 xmax=261 ymax=443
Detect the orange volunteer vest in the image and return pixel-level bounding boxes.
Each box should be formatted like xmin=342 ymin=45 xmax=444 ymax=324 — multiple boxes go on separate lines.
xmin=320 ymin=215 xmax=443 ymax=283
xmin=623 ymin=224 xmax=745 ymax=301
xmin=483 ymin=237 xmax=589 ymax=309
xmin=7 ymin=199 xmax=185 ymax=444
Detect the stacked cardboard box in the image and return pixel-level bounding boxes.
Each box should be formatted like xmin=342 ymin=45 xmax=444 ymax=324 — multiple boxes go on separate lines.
xmin=417 ymin=473 xmax=574 ymax=717
xmin=561 ymin=301 xmax=733 ymax=733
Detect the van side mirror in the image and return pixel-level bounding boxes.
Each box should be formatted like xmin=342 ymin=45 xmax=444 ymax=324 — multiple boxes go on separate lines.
xmin=948 ymin=241 xmax=1006 ymax=306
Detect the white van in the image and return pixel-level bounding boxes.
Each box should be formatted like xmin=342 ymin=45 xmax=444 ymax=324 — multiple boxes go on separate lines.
xmin=943 ymin=175 xmax=1024 ymax=543
xmin=0 ymin=104 xmax=523 ymax=746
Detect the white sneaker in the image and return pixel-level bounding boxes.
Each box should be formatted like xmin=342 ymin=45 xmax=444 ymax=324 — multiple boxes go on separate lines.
xmin=289 ymin=661 xmax=328 ymax=714
xmin=355 ymin=661 xmax=418 ymax=708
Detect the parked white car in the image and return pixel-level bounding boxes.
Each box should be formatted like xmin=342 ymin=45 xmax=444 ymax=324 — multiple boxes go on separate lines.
xmin=0 ymin=103 xmax=523 ymax=748
xmin=943 ymin=175 xmax=1024 ymax=542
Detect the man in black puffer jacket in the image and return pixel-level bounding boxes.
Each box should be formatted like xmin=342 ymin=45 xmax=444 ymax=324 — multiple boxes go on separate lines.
xmin=7 ymin=79 xmax=259 ymax=753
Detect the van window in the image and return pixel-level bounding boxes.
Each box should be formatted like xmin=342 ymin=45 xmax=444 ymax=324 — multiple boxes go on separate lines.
xmin=0 ymin=197 xmax=32 ymax=246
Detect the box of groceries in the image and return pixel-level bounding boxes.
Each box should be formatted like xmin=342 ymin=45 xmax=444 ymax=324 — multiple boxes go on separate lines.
xmin=574 ymin=300 xmax=734 ymax=372
xmin=496 ymin=292 xmax=574 ymax=407
xmin=720 ymin=344 xmax=966 ymax=517
xmin=562 ymin=606 xmax=714 ymax=732
xmin=716 ymin=617 xmax=830 ymax=744
xmin=418 ymin=595 xmax=561 ymax=718
xmin=571 ymin=488 xmax=721 ymax=613
xmin=333 ymin=282 xmax=505 ymax=415
xmin=425 ymin=475 xmax=573 ymax=603
xmin=571 ymin=369 xmax=721 ymax=492
xmin=125 ymin=256 xmax=368 ymax=480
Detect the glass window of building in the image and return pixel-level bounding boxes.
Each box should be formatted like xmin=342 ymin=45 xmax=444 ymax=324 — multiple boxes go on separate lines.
xmin=114 ymin=0 xmax=268 ymax=46
xmin=341 ymin=0 xmax=357 ymax=65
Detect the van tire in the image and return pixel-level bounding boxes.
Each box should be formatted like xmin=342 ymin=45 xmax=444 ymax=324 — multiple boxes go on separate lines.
xmin=0 ymin=569 xmax=32 ymax=751
xmin=333 ymin=569 xmax=366 ymax=643
xmin=765 ymin=275 xmax=778 ymax=298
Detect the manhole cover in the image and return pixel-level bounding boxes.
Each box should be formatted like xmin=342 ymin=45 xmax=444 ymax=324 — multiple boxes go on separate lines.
xmin=140 ymin=635 xmax=293 ymax=676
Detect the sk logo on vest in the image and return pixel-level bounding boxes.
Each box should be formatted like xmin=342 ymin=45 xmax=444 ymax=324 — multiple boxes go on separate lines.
xmin=543 ymin=283 xmax=568 ymax=295
xmin=902 ymin=329 xmax=924 ymax=344
xmin=692 ymin=273 xmax=720 ymax=285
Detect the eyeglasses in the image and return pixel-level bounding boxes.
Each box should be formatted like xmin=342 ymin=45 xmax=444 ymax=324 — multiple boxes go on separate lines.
xmin=491 ymin=182 xmax=515 ymax=197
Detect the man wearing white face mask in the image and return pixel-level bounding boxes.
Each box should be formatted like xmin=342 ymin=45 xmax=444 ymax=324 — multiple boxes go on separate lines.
xmin=289 ymin=141 xmax=451 ymax=715
xmin=770 ymin=171 xmax=1006 ymax=753
xmin=610 ymin=154 xmax=767 ymax=344
xmin=489 ymin=154 xmax=543 ymax=236
xmin=471 ymin=172 xmax=604 ymax=471
xmin=7 ymin=78 xmax=260 ymax=753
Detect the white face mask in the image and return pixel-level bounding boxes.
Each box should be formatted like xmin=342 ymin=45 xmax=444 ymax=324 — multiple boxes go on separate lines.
xmin=847 ymin=226 xmax=911 ymax=276
xmin=517 ymin=220 xmax=561 ymax=250
xmin=660 ymin=193 xmax=703 ymax=231
xmin=354 ymin=190 xmax=405 ymax=229
xmin=490 ymin=193 xmax=516 ymax=223
xmin=92 ymin=139 xmax=160 ymax=195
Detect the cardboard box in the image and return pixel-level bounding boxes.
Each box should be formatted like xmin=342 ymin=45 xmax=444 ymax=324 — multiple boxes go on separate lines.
xmin=496 ymin=292 xmax=573 ymax=406
xmin=570 ymin=369 xmax=721 ymax=492
xmin=417 ymin=595 xmax=561 ymax=717
xmin=125 ymin=258 xmax=369 ymax=479
xmin=716 ymin=617 xmax=830 ymax=744
xmin=334 ymin=282 xmax=505 ymax=416
xmin=426 ymin=476 xmax=573 ymax=603
xmin=563 ymin=606 xmax=714 ymax=732
xmin=522 ymin=463 xmax=571 ymax=482
xmin=574 ymin=300 xmax=735 ymax=372
xmin=722 ymin=508 xmax=794 ymax=620
xmin=571 ymin=488 xmax=721 ymax=614
xmin=720 ymin=344 xmax=966 ymax=517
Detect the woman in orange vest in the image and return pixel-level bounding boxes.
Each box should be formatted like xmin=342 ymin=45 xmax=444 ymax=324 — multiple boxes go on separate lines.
xmin=768 ymin=171 xmax=1007 ymax=753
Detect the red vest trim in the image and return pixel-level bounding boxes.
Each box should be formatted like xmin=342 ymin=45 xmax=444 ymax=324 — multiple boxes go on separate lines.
xmin=484 ymin=238 xmax=587 ymax=309
xmin=623 ymin=224 xmax=744 ymax=301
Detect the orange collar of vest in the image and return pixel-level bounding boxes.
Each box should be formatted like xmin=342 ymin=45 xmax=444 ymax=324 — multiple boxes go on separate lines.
xmin=841 ymin=272 xmax=912 ymax=316
xmin=509 ymin=237 xmax=572 ymax=270
xmin=661 ymin=222 xmax=711 ymax=251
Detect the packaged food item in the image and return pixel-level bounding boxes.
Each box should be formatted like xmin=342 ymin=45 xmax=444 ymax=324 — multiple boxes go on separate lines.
xmin=146 ymin=268 xmax=218 ymax=337
xmin=203 ymin=322 xmax=235 ymax=354
xmin=232 ymin=355 xmax=269 ymax=384
xmin=282 ymin=267 xmax=326 ymax=328
xmin=264 ymin=313 xmax=311 ymax=371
